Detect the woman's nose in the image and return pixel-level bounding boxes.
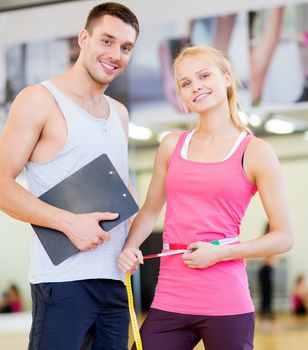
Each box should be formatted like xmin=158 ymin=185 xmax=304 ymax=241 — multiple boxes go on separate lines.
xmin=192 ymin=84 xmax=202 ymax=92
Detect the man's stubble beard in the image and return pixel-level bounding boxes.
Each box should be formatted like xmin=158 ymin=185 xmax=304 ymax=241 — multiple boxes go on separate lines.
xmin=84 ymin=61 xmax=122 ymax=87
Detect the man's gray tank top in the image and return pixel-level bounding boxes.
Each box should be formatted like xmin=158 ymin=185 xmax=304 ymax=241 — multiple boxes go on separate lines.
xmin=26 ymin=80 xmax=128 ymax=284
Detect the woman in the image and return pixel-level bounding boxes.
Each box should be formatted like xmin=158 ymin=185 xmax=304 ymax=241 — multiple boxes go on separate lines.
xmin=118 ymin=45 xmax=293 ymax=350
xmin=8 ymin=284 xmax=22 ymax=313
xmin=292 ymin=275 xmax=308 ymax=316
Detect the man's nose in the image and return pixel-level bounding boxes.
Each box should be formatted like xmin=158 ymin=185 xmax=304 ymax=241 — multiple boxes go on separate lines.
xmin=108 ymin=45 xmax=121 ymax=61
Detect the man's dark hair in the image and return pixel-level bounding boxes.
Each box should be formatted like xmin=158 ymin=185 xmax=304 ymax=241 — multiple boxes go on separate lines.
xmin=85 ymin=2 xmax=139 ymax=37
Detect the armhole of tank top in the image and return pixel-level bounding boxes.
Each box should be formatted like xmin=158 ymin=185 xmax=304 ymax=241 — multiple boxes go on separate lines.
xmin=168 ymin=131 xmax=191 ymax=166
xmin=239 ymin=135 xmax=257 ymax=189
xmin=38 ymin=81 xmax=71 ymax=152
xmin=104 ymin=95 xmax=128 ymax=141
xmin=240 ymin=135 xmax=254 ymax=169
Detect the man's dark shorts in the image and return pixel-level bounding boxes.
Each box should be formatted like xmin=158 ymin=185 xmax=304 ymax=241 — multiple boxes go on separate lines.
xmin=28 ymin=279 xmax=129 ymax=350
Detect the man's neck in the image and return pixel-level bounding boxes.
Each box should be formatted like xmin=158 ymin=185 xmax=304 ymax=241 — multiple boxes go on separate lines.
xmin=56 ymin=65 xmax=109 ymax=101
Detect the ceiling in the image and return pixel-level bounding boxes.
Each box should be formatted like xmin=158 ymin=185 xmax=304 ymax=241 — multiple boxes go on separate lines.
xmin=0 ymin=0 xmax=79 ymax=12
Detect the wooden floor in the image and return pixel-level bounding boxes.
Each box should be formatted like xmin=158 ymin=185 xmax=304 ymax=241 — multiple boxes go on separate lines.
xmin=253 ymin=315 xmax=308 ymax=350
xmin=1 ymin=314 xmax=308 ymax=349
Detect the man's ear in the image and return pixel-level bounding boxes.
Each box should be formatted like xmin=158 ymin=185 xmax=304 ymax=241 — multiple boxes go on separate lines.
xmin=78 ymin=29 xmax=88 ymax=49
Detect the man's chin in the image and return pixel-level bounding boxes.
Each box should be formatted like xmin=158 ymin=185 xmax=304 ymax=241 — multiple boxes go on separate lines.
xmin=97 ymin=71 xmax=121 ymax=84
xmin=91 ymin=76 xmax=114 ymax=86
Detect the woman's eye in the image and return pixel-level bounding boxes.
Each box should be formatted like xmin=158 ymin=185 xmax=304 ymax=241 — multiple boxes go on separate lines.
xmin=200 ymin=73 xmax=209 ymax=79
xmin=181 ymin=81 xmax=190 ymax=88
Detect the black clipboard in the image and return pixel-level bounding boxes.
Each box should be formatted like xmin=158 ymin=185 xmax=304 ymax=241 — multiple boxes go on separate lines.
xmin=31 ymin=153 xmax=139 ymax=265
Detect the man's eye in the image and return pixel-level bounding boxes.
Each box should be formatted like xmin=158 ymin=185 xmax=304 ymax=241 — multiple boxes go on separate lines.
xmin=122 ymin=46 xmax=132 ymax=53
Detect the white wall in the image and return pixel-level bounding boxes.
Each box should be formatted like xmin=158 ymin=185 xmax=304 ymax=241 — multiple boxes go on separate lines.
xmin=0 ymin=210 xmax=32 ymax=310
xmin=0 ymin=175 xmax=32 ymax=310
xmin=0 ymin=0 xmax=306 ymax=309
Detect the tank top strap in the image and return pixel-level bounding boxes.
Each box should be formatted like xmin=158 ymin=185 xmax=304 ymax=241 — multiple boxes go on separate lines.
xmin=104 ymin=95 xmax=116 ymax=113
xmin=103 ymin=95 xmax=128 ymax=138
xmin=40 ymin=80 xmax=65 ymax=104
xmin=169 ymin=130 xmax=191 ymax=164
xmin=39 ymin=80 xmax=75 ymax=121
xmin=230 ymin=133 xmax=255 ymax=164
xmin=104 ymin=95 xmax=121 ymax=125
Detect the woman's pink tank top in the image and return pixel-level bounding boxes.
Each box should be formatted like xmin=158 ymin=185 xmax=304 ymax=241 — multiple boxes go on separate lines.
xmin=151 ymin=131 xmax=257 ymax=316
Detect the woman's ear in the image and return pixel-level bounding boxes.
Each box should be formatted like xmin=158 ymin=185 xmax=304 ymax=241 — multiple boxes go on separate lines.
xmin=225 ymin=71 xmax=232 ymax=88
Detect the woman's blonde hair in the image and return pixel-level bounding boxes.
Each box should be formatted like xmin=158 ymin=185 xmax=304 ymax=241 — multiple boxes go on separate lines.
xmin=173 ymin=45 xmax=251 ymax=133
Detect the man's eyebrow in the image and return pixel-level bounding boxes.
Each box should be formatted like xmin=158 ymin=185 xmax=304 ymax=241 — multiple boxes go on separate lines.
xmin=100 ymin=33 xmax=135 ymax=47
xmin=100 ymin=33 xmax=116 ymax=39
xmin=123 ymin=42 xmax=135 ymax=47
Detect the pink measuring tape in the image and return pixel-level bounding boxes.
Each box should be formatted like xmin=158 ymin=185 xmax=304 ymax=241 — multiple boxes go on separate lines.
xmin=143 ymin=237 xmax=238 ymax=259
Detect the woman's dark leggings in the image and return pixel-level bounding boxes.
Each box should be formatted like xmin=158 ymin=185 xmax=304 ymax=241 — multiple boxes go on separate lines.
xmin=132 ymin=308 xmax=255 ymax=350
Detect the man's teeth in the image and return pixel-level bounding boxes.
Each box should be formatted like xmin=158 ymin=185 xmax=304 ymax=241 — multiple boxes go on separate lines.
xmin=101 ymin=62 xmax=117 ymax=70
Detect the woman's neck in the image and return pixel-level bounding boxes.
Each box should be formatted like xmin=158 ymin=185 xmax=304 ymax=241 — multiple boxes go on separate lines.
xmin=196 ymin=104 xmax=238 ymax=139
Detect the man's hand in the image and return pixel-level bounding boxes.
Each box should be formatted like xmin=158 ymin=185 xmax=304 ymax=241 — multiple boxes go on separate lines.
xmin=64 ymin=212 xmax=118 ymax=251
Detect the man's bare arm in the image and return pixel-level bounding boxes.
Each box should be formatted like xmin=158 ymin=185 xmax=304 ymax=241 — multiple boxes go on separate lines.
xmin=0 ymin=86 xmax=115 ymax=251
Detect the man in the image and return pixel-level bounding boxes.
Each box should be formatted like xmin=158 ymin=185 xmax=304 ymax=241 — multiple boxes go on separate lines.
xmin=0 ymin=3 xmax=139 ymax=349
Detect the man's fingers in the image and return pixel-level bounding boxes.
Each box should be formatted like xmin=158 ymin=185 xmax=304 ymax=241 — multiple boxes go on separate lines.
xmin=96 ymin=212 xmax=119 ymax=221
xmin=98 ymin=232 xmax=111 ymax=241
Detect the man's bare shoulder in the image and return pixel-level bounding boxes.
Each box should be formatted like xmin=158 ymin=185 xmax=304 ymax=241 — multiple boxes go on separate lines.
xmin=14 ymin=84 xmax=52 ymax=107
xmin=9 ymin=84 xmax=54 ymax=124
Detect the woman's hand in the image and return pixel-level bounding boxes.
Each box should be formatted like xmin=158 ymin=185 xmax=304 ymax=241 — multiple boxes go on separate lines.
xmin=117 ymin=247 xmax=144 ymax=273
xmin=182 ymin=241 xmax=228 ymax=268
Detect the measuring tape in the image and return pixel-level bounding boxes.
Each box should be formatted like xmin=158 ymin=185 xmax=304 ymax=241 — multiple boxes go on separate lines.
xmin=126 ymin=237 xmax=238 ymax=348
xmin=126 ymin=272 xmax=143 ymax=350
xmin=143 ymin=249 xmax=188 ymax=259
xmin=144 ymin=237 xmax=239 ymax=259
